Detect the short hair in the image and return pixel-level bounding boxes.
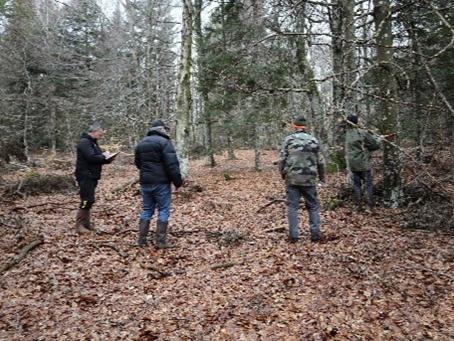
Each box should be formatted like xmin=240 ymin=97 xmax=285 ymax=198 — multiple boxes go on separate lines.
xmin=88 ymin=122 xmax=102 ymax=132
xmin=293 ymin=115 xmax=306 ymax=127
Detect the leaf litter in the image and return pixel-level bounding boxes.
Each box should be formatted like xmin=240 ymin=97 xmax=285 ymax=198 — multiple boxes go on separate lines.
xmin=0 ymin=150 xmax=452 ymax=340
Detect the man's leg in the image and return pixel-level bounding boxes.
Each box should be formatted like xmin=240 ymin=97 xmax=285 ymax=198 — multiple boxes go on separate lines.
xmin=364 ymin=170 xmax=374 ymax=209
xmin=352 ymin=171 xmax=363 ymax=211
xmin=301 ymin=186 xmax=321 ymax=242
xmin=287 ymin=185 xmax=302 ymax=242
xmin=76 ymin=178 xmax=96 ymax=233
xmin=138 ymin=185 xmax=155 ymax=246
xmin=154 ymin=184 xmax=173 ymax=248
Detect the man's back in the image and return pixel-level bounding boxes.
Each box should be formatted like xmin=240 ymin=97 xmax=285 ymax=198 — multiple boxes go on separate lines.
xmin=135 ymin=129 xmax=182 ymax=187
xmin=280 ymin=131 xmax=323 ymax=187
xmin=345 ymin=127 xmax=380 ymax=172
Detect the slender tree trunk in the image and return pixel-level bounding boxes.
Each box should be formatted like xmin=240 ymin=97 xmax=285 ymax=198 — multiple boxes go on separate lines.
xmin=175 ymin=0 xmax=193 ymax=179
xmin=49 ymin=99 xmax=57 ymax=154
xmin=194 ymin=0 xmax=216 ymax=167
xmin=343 ymin=0 xmax=355 ymax=113
xmin=373 ymin=0 xmax=402 ymax=207
xmin=253 ymin=123 xmax=262 ymax=171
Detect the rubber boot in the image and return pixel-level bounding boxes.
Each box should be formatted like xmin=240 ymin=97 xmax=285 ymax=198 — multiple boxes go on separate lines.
xmin=311 ymin=232 xmax=321 ymax=242
xmin=137 ymin=219 xmax=150 ymax=247
xmin=84 ymin=209 xmax=94 ymax=230
xmin=156 ymin=220 xmax=175 ymax=249
xmin=75 ymin=209 xmax=91 ymax=234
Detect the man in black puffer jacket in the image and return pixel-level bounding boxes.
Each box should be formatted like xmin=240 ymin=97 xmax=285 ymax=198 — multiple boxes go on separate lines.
xmin=75 ymin=123 xmax=114 ymax=234
xmin=135 ymin=119 xmax=182 ymax=248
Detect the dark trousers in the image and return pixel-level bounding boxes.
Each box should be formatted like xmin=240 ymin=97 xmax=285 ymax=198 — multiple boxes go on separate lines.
xmin=352 ymin=170 xmax=373 ymax=207
xmin=286 ymin=185 xmax=320 ymax=240
xmin=77 ymin=178 xmax=98 ymax=210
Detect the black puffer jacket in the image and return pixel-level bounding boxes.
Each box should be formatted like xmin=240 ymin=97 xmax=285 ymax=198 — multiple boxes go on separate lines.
xmin=75 ymin=133 xmax=108 ymax=181
xmin=134 ymin=129 xmax=182 ymax=187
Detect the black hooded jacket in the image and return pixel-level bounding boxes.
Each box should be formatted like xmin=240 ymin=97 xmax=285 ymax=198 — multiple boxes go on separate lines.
xmin=75 ymin=133 xmax=108 ymax=181
xmin=134 ymin=129 xmax=182 ymax=187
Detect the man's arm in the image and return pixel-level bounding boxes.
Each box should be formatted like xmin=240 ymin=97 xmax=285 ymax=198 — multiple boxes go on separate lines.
xmin=134 ymin=147 xmax=141 ymax=169
xmin=364 ymin=131 xmax=381 ymax=151
xmin=317 ymin=152 xmax=326 ymax=183
xmin=162 ymin=141 xmax=183 ymax=188
xmin=278 ymin=138 xmax=289 ymax=179
xmin=78 ymin=139 xmax=107 ymax=164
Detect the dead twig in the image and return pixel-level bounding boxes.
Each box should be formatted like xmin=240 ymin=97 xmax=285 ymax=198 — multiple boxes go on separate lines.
xmin=12 ymin=200 xmax=77 ymax=212
xmin=170 ymin=229 xmax=204 ymax=236
xmin=137 ymin=258 xmax=171 ymax=278
xmin=97 ymin=243 xmax=129 ymax=258
xmin=210 ymin=262 xmax=238 ymax=270
xmin=257 ymin=199 xmax=285 ymax=213
xmin=263 ymin=227 xmax=286 ymax=233
xmin=1 ymin=237 xmax=44 ymax=274
xmin=112 ymin=178 xmax=139 ymax=193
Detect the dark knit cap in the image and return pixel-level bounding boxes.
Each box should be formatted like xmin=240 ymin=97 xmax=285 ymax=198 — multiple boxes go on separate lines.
xmin=346 ymin=114 xmax=358 ymax=125
xmin=293 ymin=115 xmax=307 ymax=127
xmin=150 ymin=119 xmax=169 ymax=129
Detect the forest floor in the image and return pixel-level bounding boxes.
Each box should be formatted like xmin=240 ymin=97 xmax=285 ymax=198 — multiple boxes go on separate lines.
xmin=0 ymin=150 xmax=453 ymax=340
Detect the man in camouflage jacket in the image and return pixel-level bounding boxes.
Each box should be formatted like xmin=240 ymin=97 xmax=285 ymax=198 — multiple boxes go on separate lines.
xmin=345 ymin=114 xmax=381 ymax=211
xmin=279 ymin=115 xmax=326 ymax=243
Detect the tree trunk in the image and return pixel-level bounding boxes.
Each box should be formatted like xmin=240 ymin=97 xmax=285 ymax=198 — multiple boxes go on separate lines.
xmin=194 ymin=0 xmax=216 ymax=167
xmin=373 ymin=0 xmax=402 ymax=207
xmin=49 ymin=99 xmax=57 ymax=154
xmin=175 ymin=0 xmax=193 ymax=179
xmin=253 ymin=121 xmax=262 ymax=171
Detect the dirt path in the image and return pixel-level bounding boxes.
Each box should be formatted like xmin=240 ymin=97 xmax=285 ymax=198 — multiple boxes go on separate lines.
xmin=1 ymin=150 xmax=453 ymax=340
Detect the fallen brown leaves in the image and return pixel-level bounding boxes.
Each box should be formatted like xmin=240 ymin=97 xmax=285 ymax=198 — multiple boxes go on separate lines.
xmin=0 ymin=150 xmax=453 ymax=340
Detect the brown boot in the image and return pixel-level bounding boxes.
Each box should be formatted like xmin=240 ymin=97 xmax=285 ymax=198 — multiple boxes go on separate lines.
xmin=75 ymin=209 xmax=91 ymax=234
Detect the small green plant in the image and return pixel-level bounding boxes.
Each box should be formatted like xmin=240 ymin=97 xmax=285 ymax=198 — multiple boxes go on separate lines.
xmin=326 ymin=149 xmax=347 ymax=173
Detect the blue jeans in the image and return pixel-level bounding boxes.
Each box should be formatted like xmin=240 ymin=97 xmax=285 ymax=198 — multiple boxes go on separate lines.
xmin=352 ymin=170 xmax=373 ymax=207
xmin=287 ymin=185 xmax=320 ymax=240
xmin=140 ymin=183 xmax=172 ymax=222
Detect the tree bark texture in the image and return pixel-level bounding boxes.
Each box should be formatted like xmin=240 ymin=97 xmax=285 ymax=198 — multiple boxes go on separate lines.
xmin=175 ymin=0 xmax=193 ymax=179
xmin=373 ymin=0 xmax=402 ymax=207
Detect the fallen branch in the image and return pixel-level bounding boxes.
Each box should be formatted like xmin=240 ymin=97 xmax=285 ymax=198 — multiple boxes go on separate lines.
xmin=210 ymin=262 xmax=238 ymax=270
xmin=264 ymin=227 xmax=286 ymax=233
xmin=112 ymin=178 xmax=139 ymax=193
xmin=257 ymin=199 xmax=285 ymax=213
xmin=12 ymin=200 xmax=77 ymax=212
xmin=137 ymin=258 xmax=171 ymax=277
xmin=99 ymin=243 xmax=129 ymax=258
xmin=0 ymin=237 xmax=44 ymax=274
xmin=170 ymin=229 xmax=204 ymax=236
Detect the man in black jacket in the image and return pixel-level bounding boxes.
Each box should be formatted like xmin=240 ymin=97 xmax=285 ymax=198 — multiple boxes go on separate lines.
xmin=135 ymin=119 xmax=182 ymax=248
xmin=75 ymin=123 xmax=113 ymax=234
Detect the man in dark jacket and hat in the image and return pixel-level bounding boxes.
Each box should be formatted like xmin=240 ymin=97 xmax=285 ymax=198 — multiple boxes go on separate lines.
xmin=135 ymin=119 xmax=183 ymax=248
xmin=75 ymin=123 xmax=115 ymax=234
xmin=344 ymin=114 xmax=381 ymax=212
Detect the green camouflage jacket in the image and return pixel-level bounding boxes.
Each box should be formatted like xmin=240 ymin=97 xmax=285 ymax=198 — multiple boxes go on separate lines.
xmin=345 ymin=127 xmax=381 ymax=172
xmin=279 ymin=131 xmax=325 ymax=186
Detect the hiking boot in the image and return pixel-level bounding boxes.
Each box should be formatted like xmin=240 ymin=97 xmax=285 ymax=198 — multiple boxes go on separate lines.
xmin=289 ymin=237 xmax=299 ymax=244
xmin=156 ymin=220 xmax=175 ymax=249
xmin=137 ymin=219 xmax=150 ymax=247
xmin=75 ymin=209 xmax=91 ymax=234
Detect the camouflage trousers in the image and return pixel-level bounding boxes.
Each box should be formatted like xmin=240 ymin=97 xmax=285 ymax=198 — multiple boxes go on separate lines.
xmin=286 ymin=185 xmax=320 ymax=241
